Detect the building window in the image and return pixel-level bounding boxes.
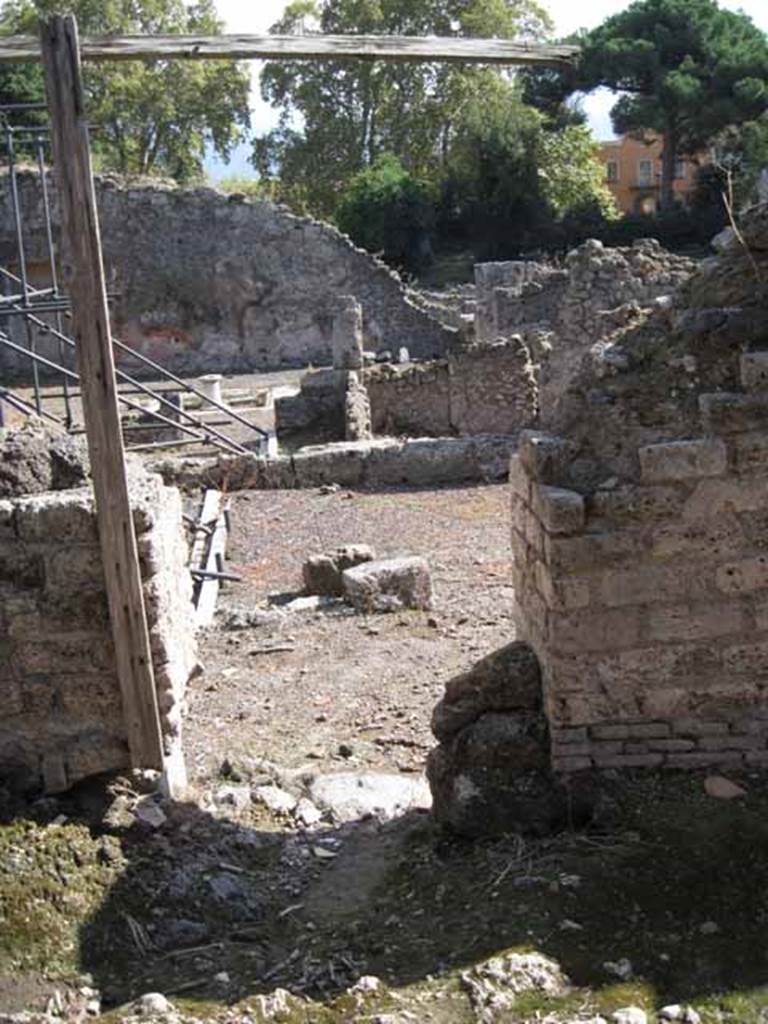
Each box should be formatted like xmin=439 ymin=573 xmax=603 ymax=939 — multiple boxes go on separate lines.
xmin=637 ymin=159 xmax=654 ymax=187
xmin=606 ymin=160 xmax=619 ymax=183
xmin=674 ymin=159 xmax=686 ymax=180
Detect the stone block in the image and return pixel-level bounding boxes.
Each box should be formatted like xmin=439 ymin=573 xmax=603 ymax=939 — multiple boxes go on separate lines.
xmin=716 ymin=556 xmax=768 ymax=595
xmin=518 ymin=432 xmax=576 ymax=485
xmin=740 ymin=351 xmax=768 ymax=391
xmin=14 ymin=490 xmax=97 ymax=543
xmin=664 ymin=751 xmax=744 ymax=768
xmin=672 ymin=719 xmax=729 ymax=737
xmin=535 ymin=486 xmax=585 ymax=535
xmin=545 ymin=531 xmax=646 ymax=572
xmin=588 ymin=484 xmax=686 ymax=527
xmin=44 ymin=545 xmax=105 ymax=597
xmin=626 ymin=722 xmax=671 ymax=739
xmin=594 ymin=753 xmax=664 ymax=769
xmin=698 ymin=734 xmax=763 ymax=751
xmin=647 ymin=601 xmax=744 ymax=643
xmin=648 ymin=738 xmax=696 ymax=752
xmin=508 ymin=454 xmax=531 ymax=502
xmin=591 ymin=724 xmax=629 ymax=740
xmin=651 ymin=516 xmax=745 ymax=561
xmin=548 ymin=607 xmax=643 ymax=654
xmin=683 ymin=476 xmax=767 ymax=520
xmin=534 ymin=562 xmax=590 ymax=611
xmin=342 ymin=556 xmax=432 ymax=613
xmin=638 ymin=439 xmax=727 ymax=483
xmin=599 ymin=564 xmax=710 ymax=608
xmin=303 ymin=544 xmax=375 ymax=597
xmin=700 ymin=392 xmax=768 ymax=434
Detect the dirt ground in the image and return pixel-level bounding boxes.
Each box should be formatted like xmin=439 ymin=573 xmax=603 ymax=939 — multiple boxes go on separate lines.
xmin=187 ymin=482 xmax=514 ymax=783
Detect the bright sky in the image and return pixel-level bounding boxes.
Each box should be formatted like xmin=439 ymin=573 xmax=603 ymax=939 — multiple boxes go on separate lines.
xmin=207 ymin=0 xmax=768 ymax=179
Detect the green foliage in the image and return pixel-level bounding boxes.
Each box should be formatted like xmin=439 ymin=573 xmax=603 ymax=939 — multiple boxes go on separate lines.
xmin=0 ymin=0 xmax=251 ymax=181
xmin=577 ymin=0 xmax=768 ymax=208
xmin=254 ymin=0 xmax=553 ymax=217
xmin=335 ymin=154 xmax=437 ymax=273
xmin=537 ymin=123 xmax=619 ymax=220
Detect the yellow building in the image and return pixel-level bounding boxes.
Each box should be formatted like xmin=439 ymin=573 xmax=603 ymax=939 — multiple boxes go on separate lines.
xmin=599 ymin=134 xmax=704 ymax=215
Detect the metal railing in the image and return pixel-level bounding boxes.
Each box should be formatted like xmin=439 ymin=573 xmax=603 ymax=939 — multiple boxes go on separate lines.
xmin=0 ymin=109 xmax=270 ymax=457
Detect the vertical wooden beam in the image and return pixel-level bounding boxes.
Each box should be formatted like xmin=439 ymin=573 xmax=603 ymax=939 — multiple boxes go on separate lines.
xmin=41 ymin=15 xmax=164 ymax=771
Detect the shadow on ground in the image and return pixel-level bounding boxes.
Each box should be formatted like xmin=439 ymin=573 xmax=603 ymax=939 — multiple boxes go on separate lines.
xmin=3 ymin=770 xmax=768 ymax=1018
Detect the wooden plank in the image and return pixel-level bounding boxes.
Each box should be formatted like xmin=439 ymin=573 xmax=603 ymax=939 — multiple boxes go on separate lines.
xmin=189 ymin=490 xmax=229 ymax=629
xmin=40 ymin=15 xmax=165 ymax=772
xmin=1 ymin=33 xmax=579 ymax=66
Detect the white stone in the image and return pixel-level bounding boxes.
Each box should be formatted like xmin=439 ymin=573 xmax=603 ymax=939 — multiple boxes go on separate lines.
xmin=611 ymin=1009 xmax=647 ymax=1024
xmin=308 ymin=772 xmax=432 ymax=823
xmin=704 ymin=775 xmax=746 ymax=800
xmin=294 ymin=797 xmax=323 ymax=826
xmin=252 ymin=784 xmax=297 ymax=814
xmin=135 ymin=993 xmax=172 ymax=1016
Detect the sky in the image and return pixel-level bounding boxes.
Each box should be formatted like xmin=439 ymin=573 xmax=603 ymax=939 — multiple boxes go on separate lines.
xmin=207 ymin=0 xmax=768 ymax=179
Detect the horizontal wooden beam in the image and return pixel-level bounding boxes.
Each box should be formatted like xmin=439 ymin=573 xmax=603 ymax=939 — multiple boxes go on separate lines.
xmin=0 ymin=33 xmax=579 ymax=66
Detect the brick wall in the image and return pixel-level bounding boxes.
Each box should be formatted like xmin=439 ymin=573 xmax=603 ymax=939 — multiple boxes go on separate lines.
xmin=511 ymin=349 xmax=768 ymax=774
xmin=0 ymin=468 xmax=197 ymax=793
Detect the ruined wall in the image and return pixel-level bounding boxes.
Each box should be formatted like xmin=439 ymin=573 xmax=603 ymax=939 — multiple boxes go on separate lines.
xmin=0 ymin=172 xmax=455 ymax=379
xmin=365 ymin=339 xmax=536 ymax=438
xmin=510 ymin=203 xmax=768 ymax=775
xmin=0 ymin=467 xmax=197 ymax=793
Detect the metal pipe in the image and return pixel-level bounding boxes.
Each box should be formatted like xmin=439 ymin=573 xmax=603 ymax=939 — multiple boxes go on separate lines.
xmin=0 ymin=329 xmax=241 ymax=454
xmin=0 ymin=386 xmax=64 ymax=426
xmin=36 ymin=134 xmax=73 ymax=429
xmin=190 ymin=567 xmax=242 ymax=583
xmin=5 ymin=122 xmax=41 ymax=415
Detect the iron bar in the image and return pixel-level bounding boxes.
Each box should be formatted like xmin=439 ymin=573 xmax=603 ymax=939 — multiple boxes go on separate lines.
xmin=126 ymin=436 xmax=218 ymax=453
xmin=0 ymin=286 xmax=250 ymax=456
xmin=0 ymin=385 xmax=64 ymax=426
xmin=5 ymin=122 xmax=41 ymax=415
xmin=189 ymin=567 xmax=241 ymax=583
xmin=0 ymin=328 xmax=243 ymax=454
xmin=36 ymin=134 xmax=73 ymax=428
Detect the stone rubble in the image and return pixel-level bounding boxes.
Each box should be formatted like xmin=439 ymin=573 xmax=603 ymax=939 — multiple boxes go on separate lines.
xmin=303 ymin=543 xmax=375 ymax=597
xmin=342 ymin=556 xmax=432 ymax=613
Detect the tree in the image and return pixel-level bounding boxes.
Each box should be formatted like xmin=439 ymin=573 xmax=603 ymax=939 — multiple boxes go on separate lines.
xmin=336 ymin=154 xmax=437 ymax=273
xmin=577 ymin=0 xmax=768 ymax=210
xmin=254 ymin=0 xmax=553 ymax=217
xmin=0 ymin=0 xmax=251 ymax=181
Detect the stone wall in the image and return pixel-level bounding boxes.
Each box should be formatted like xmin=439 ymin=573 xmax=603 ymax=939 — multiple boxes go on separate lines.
xmin=475 ymin=241 xmax=696 ymax=430
xmin=365 ymin=339 xmax=536 ymax=438
xmin=0 ymin=172 xmax=455 ymax=379
xmin=509 ymin=202 xmax=768 ymax=776
xmin=0 ymin=467 xmax=197 ymax=793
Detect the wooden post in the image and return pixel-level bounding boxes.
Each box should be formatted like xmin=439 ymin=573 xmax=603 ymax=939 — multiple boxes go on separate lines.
xmin=40 ymin=15 xmax=165 ymax=772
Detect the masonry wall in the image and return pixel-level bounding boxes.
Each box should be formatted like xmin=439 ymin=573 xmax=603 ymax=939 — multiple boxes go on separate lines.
xmin=0 ymin=468 xmax=197 ymax=793
xmin=0 ymin=172 xmax=455 ymax=378
xmin=365 ymin=339 xmax=536 ymax=438
xmin=508 ymin=198 xmax=768 ymax=775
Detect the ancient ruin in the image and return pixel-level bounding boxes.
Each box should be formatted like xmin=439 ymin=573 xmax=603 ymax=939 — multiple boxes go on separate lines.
xmin=2 ymin=14 xmax=768 ymax=1024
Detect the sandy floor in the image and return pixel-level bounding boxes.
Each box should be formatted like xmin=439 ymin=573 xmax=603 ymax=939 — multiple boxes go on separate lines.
xmin=188 ymin=481 xmax=515 ymax=784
